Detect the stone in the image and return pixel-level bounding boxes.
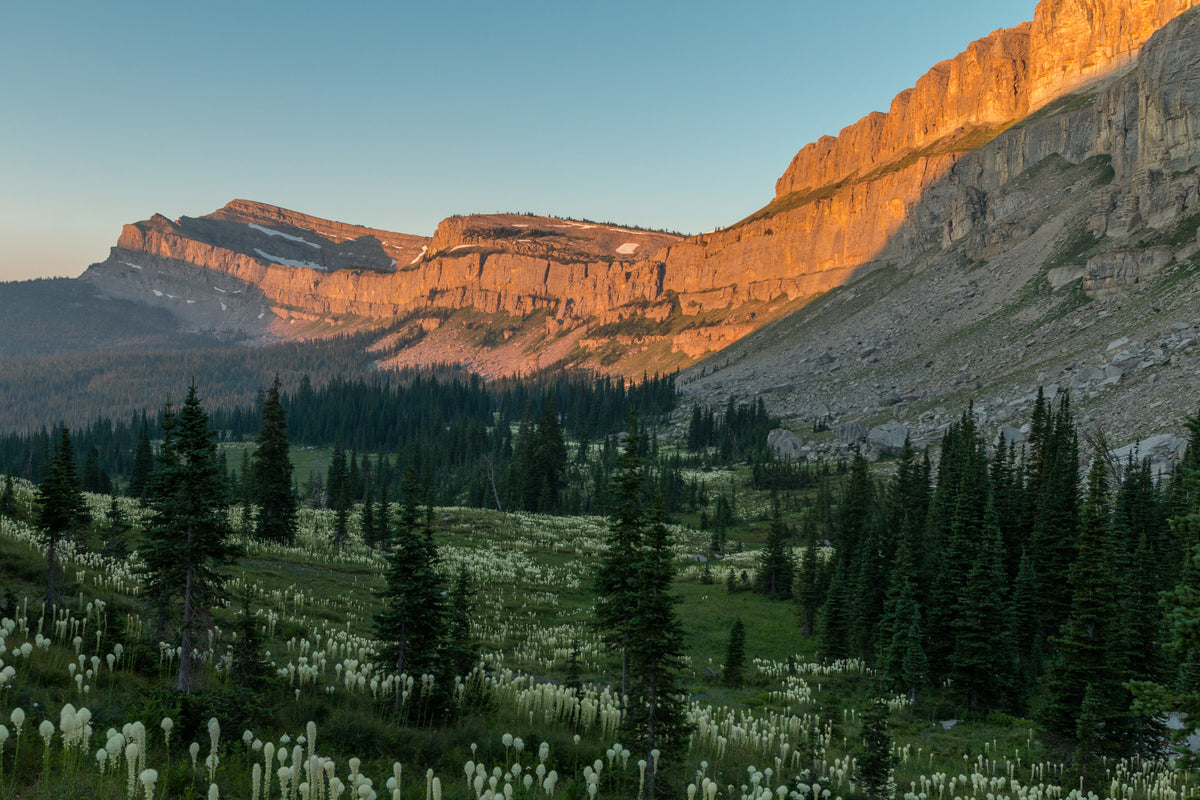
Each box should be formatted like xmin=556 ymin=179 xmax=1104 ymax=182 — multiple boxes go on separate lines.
xmin=767 ymin=428 xmax=805 ymax=459
xmin=867 ymin=420 xmax=909 ymax=455
xmin=836 ymin=419 xmax=868 ymax=446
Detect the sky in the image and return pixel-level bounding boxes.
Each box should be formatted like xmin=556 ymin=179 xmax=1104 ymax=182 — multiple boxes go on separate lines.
xmin=0 ymin=0 xmax=1037 ymax=281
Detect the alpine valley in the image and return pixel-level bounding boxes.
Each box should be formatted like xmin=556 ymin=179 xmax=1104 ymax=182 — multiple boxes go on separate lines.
xmin=5 ymin=0 xmax=1200 ymax=452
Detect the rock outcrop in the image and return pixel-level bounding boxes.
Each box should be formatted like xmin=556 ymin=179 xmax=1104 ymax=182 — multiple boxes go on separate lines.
xmin=79 ymin=0 xmax=1200 ymax=384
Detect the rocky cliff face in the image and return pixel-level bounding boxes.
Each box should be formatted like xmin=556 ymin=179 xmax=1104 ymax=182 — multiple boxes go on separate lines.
xmin=80 ymin=0 xmax=1200 ymax=389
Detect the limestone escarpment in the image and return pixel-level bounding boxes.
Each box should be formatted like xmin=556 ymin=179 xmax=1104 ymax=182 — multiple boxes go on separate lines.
xmin=78 ymin=0 xmax=1200 ymax=383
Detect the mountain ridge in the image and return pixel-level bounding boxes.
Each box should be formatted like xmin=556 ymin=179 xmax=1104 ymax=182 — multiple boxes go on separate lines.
xmin=4 ymin=0 xmax=1199 ymax=449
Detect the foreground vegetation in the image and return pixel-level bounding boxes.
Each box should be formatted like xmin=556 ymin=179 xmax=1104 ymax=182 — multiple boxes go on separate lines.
xmin=2 ymin=373 xmax=1200 ymax=799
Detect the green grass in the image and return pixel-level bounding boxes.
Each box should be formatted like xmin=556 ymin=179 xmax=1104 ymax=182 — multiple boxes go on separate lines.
xmin=0 ymin=477 xmax=1186 ymax=800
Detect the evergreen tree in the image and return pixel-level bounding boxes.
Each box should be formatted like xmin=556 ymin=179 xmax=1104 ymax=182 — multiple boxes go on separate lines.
xmin=856 ymin=695 xmax=897 ymax=800
xmin=374 ymin=468 xmax=445 ymax=716
xmin=722 ymin=618 xmax=747 ymax=688
xmin=443 ymin=567 xmax=479 ymax=681
xmin=796 ymin=516 xmax=822 ymax=637
xmin=230 ymin=588 xmax=271 ymax=690
xmin=141 ymin=385 xmax=240 ymax=693
xmin=327 ymin=445 xmax=350 ymax=547
xmin=1038 ymin=455 xmax=1135 ymax=758
xmin=103 ymin=496 xmax=130 ymax=559
xmin=1030 ymin=393 xmax=1081 ymax=648
xmin=621 ymin=500 xmax=692 ymax=798
xmin=35 ymin=427 xmax=86 ymax=609
xmin=128 ymin=418 xmax=154 ymax=499
xmin=252 ymin=376 xmax=298 ymax=545
xmin=757 ymin=493 xmax=795 ymax=599
xmin=0 ymin=473 xmax=16 ymax=518
xmin=595 ymin=413 xmax=647 ymax=704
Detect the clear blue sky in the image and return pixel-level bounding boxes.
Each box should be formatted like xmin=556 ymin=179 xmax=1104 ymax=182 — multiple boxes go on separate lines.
xmin=0 ymin=0 xmax=1036 ymax=281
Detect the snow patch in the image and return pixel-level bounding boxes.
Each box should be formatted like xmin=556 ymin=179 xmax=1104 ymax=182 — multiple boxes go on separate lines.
xmin=254 ymin=249 xmax=327 ymax=271
xmin=220 ymin=302 xmax=227 ymax=311
xmin=151 ymin=290 xmax=163 ymax=297
xmin=450 ymin=244 xmax=475 ymax=252
xmin=119 ymin=261 xmax=143 ymax=270
xmin=249 ymin=224 xmax=321 ymax=249
xmin=408 ymin=245 xmax=428 ymax=266
xmin=511 ymin=223 xmax=529 ymax=228
xmin=258 ymin=311 xmax=266 ymax=319
xmin=185 ymin=299 xmax=195 ymax=304
xmin=616 ymin=242 xmax=640 ymax=255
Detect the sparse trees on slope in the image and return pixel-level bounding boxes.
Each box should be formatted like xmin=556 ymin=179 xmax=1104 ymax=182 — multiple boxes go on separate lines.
xmin=252 ymin=375 xmax=298 ymax=545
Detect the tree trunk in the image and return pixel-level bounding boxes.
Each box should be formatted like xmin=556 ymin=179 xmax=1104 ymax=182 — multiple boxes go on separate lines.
xmin=177 ymin=564 xmax=195 ymax=693
xmin=45 ymin=535 xmax=60 ymax=610
xmin=393 ymin=627 xmax=406 ymax=716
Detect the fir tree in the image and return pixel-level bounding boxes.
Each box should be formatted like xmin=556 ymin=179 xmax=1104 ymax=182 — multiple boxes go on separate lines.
xmin=374 ymin=468 xmax=445 ymax=717
xmin=1038 ymin=455 xmax=1135 ymax=757
xmin=141 ymin=385 xmax=240 ymax=693
xmin=35 ymin=427 xmax=86 ymax=610
xmin=442 ymin=567 xmax=479 ymax=681
xmin=252 ymin=376 xmax=298 ymax=544
xmin=128 ymin=418 xmax=154 ymax=499
xmin=103 ymin=496 xmax=129 ymax=559
xmin=856 ymin=695 xmax=897 ymax=800
xmin=758 ymin=493 xmax=795 ymax=599
xmin=230 ymin=588 xmax=271 ymax=690
xmin=796 ymin=516 xmax=822 ymax=637
xmin=722 ymin=618 xmax=747 ymax=688
xmin=595 ymin=413 xmax=647 ymax=704
xmin=0 ymin=473 xmax=16 ymax=518
xmin=621 ymin=500 xmax=692 ymax=798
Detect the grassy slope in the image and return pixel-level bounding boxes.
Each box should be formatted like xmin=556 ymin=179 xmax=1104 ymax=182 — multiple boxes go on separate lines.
xmin=0 ymin=476 xmax=1183 ymax=800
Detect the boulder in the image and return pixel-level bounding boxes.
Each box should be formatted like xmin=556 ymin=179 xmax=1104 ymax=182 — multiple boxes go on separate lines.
xmin=867 ymin=420 xmax=909 ymax=456
xmin=836 ymin=419 xmax=868 ymax=446
xmin=767 ymin=428 xmax=805 ymax=459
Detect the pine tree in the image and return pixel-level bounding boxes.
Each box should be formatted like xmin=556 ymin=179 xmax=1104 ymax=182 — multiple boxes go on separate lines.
xmin=856 ymin=695 xmax=897 ymax=800
xmin=722 ymin=618 xmax=747 ymax=688
xmin=374 ymin=468 xmax=445 ymax=717
xmin=35 ymin=427 xmax=86 ymax=610
xmin=252 ymin=376 xmax=298 ymax=544
xmin=103 ymin=497 xmax=129 ymax=559
xmin=758 ymin=493 xmax=795 ymax=599
xmin=796 ymin=516 xmax=822 ymax=637
xmin=595 ymin=413 xmax=647 ymax=704
xmin=0 ymin=473 xmax=16 ymax=518
xmin=230 ymin=588 xmax=271 ymax=690
xmin=442 ymin=567 xmax=479 ymax=681
xmin=128 ymin=418 xmax=154 ymax=499
xmin=327 ymin=445 xmax=349 ymax=547
xmin=1038 ymin=455 xmax=1134 ymax=757
xmin=141 ymin=385 xmax=240 ymax=693
xmin=621 ymin=500 xmax=692 ymax=798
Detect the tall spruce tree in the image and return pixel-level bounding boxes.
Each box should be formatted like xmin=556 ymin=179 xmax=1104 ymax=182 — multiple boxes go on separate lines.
xmin=595 ymin=413 xmax=647 ymax=704
xmin=141 ymin=385 xmax=240 ymax=693
xmin=128 ymin=418 xmax=154 ymax=499
xmin=621 ymin=499 xmax=691 ymax=798
xmin=1038 ymin=455 xmax=1135 ymax=763
xmin=758 ymin=493 xmax=795 ymax=599
xmin=35 ymin=427 xmax=86 ymax=609
xmin=252 ymin=376 xmax=298 ymax=544
xmin=723 ymin=618 xmax=747 ymax=688
xmin=374 ymin=468 xmax=445 ymax=716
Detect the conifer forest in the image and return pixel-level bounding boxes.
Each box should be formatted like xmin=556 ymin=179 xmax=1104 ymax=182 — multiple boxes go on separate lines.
xmin=0 ymin=365 xmax=1199 ymax=800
